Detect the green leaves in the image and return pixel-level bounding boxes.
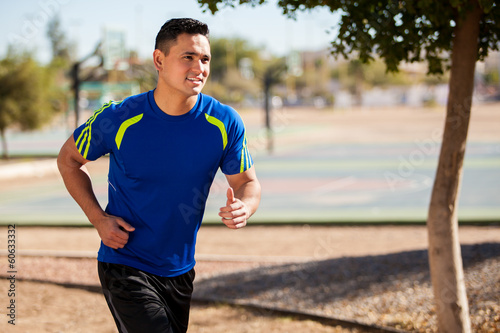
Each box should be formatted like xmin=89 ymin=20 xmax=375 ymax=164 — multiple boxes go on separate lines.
xmin=198 ymin=0 xmax=268 ymax=14
xmin=197 ymin=0 xmax=500 ymax=75
xmin=0 ymin=52 xmax=62 ymax=132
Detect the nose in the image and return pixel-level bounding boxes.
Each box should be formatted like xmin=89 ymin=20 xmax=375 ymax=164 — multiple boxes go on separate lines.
xmin=192 ymin=60 xmax=208 ymax=75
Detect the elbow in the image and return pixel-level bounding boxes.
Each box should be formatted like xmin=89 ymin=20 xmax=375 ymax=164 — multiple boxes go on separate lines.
xmin=57 ymin=145 xmax=73 ymax=176
xmin=56 ymin=149 xmax=65 ymax=174
xmin=57 ymin=137 xmax=86 ymax=176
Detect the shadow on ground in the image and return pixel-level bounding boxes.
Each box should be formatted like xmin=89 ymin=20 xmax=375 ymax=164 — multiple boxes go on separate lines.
xmin=193 ymin=243 xmax=500 ymax=332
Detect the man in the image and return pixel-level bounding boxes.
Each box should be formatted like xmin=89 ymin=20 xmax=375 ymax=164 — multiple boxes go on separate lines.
xmin=57 ymin=18 xmax=261 ymax=333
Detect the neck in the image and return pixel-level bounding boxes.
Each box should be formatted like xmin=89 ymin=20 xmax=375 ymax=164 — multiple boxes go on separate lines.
xmin=153 ymin=88 xmax=199 ymax=116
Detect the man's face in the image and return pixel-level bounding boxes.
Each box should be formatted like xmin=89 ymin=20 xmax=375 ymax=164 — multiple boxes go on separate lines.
xmin=156 ymin=33 xmax=211 ymax=98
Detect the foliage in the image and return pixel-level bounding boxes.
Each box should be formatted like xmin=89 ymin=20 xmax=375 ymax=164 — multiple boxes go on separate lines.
xmin=198 ymin=0 xmax=500 ymax=75
xmin=209 ymin=38 xmax=263 ymax=79
xmin=198 ymin=0 xmax=267 ymax=14
xmin=203 ymin=37 xmax=265 ymax=104
xmin=129 ymin=58 xmax=158 ymax=93
xmin=331 ymin=58 xmax=445 ymax=90
xmin=47 ymin=15 xmax=73 ymax=65
xmin=483 ymin=66 xmax=499 ymax=85
xmin=0 ymin=50 xmax=63 ymax=158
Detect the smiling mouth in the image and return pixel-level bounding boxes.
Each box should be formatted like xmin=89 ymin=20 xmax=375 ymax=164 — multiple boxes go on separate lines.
xmin=187 ymin=77 xmax=203 ymax=84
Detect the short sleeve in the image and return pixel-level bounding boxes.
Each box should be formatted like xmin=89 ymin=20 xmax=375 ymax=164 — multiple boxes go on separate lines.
xmin=73 ymin=101 xmax=119 ymax=161
xmin=220 ymin=111 xmax=253 ymax=175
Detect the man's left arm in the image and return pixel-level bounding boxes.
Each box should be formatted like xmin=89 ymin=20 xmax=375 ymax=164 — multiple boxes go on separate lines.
xmin=219 ymin=165 xmax=261 ymax=229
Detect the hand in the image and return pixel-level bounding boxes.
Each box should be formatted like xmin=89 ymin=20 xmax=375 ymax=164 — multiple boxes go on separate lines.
xmin=93 ymin=213 xmax=135 ymax=249
xmin=219 ymin=187 xmax=250 ymax=229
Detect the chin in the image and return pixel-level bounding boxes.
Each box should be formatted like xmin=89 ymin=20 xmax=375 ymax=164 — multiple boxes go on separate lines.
xmin=192 ymin=87 xmax=205 ymax=95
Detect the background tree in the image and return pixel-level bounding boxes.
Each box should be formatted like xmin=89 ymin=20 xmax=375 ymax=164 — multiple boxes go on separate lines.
xmin=47 ymin=15 xmax=73 ymax=66
xmin=262 ymin=57 xmax=287 ymax=152
xmin=346 ymin=59 xmax=365 ymax=106
xmin=0 ymin=49 xmax=62 ymax=159
xmin=46 ymin=15 xmax=73 ymax=127
xmin=128 ymin=54 xmax=158 ymax=93
xmin=197 ymin=0 xmax=500 ymax=332
xmin=0 ymin=16 xmax=70 ymax=159
xmin=204 ymin=37 xmax=263 ymax=105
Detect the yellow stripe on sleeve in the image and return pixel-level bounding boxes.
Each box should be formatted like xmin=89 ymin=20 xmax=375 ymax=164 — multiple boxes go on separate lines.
xmin=240 ymin=135 xmax=250 ymax=173
xmin=75 ymin=101 xmax=121 ymax=159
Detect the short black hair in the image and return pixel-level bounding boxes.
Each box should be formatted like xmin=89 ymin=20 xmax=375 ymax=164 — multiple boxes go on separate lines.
xmin=155 ymin=18 xmax=209 ymax=55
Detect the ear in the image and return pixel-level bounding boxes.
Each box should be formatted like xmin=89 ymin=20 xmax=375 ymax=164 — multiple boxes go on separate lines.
xmin=153 ymin=49 xmax=164 ymax=72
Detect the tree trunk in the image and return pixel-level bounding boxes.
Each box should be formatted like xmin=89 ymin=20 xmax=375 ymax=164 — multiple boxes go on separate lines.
xmin=264 ymin=70 xmax=273 ymax=153
xmin=0 ymin=128 xmax=8 ymax=160
xmin=426 ymin=3 xmax=482 ymax=333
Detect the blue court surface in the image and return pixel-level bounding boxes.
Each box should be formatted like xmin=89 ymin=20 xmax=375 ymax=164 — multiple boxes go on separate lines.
xmin=1 ymin=127 xmax=498 ymax=225
xmin=208 ymin=141 xmax=500 ymax=223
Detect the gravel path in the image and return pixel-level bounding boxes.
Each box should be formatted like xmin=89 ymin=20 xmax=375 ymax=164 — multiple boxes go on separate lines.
xmin=194 ymin=243 xmax=500 ymax=332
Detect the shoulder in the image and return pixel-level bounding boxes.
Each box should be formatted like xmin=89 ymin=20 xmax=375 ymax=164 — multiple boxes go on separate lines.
xmin=115 ymin=91 xmax=150 ymax=116
xmin=198 ymin=94 xmax=243 ymax=125
xmin=120 ymin=91 xmax=150 ymax=109
xmin=94 ymin=91 xmax=150 ymax=123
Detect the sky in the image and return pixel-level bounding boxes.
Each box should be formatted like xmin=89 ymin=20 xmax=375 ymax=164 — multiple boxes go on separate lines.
xmin=1 ymin=0 xmax=341 ymax=63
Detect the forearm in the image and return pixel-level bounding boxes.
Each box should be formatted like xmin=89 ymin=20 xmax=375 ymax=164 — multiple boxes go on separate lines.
xmin=57 ymin=136 xmax=134 ymax=249
xmin=58 ymin=162 xmax=105 ymax=223
xmin=233 ymin=178 xmax=261 ymax=218
xmin=57 ymin=140 xmax=106 ymax=225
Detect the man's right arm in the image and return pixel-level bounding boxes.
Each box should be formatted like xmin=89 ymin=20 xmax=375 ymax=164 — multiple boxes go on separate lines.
xmin=57 ymin=136 xmax=134 ymax=249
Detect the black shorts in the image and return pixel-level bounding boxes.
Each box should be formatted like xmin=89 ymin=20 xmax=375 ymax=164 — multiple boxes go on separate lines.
xmin=98 ymin=262 xmax=195 ymax=333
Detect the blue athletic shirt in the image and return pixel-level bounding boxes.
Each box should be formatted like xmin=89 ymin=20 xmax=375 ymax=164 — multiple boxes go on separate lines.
xmin=73 ymin=90 xmax=253 ymax=277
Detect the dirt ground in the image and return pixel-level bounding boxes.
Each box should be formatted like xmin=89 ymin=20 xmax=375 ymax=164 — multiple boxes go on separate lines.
xmin=0 ymin=279 xmax=356 ymax=333
xmin=1 ymin=103 xmax=499 ymax=332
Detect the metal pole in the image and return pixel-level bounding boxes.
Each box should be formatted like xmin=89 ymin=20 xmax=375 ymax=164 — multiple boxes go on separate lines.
xmin=72 ymin=62 xmax=80 ymax=128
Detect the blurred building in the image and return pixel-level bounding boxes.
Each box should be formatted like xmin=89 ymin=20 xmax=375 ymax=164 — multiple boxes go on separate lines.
xmin=73 ymin=26 xmax=155 ymax=122
xmin=278 ymin=48 xmax=500 ymax=109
